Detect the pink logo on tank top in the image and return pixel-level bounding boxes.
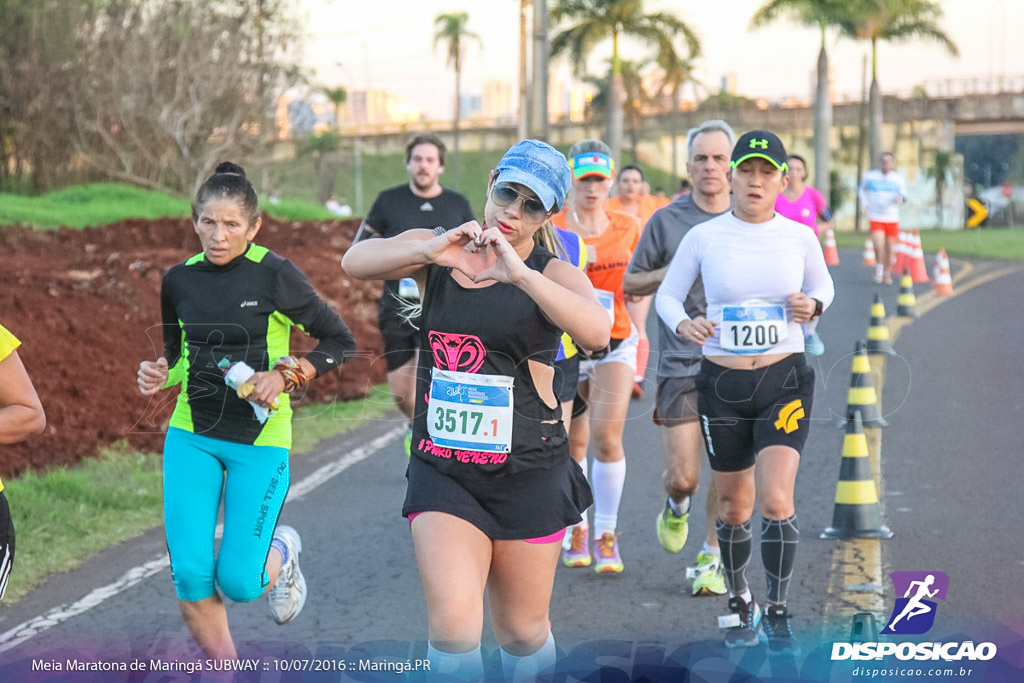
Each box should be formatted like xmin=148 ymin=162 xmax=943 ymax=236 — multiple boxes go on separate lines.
xmin=428 ymin=331 xmax=486 ymax=373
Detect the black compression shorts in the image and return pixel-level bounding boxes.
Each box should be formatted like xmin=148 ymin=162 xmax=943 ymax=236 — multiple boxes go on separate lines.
xmin=0 ymin=491 xmax=15 ymax=600
xmin=552 ymin=355 xmax=581 ymax=404
xmin=695 ymin=354 xmax=815 ymax=472
xmin=378 ymin=300 xmax=420 ymax=372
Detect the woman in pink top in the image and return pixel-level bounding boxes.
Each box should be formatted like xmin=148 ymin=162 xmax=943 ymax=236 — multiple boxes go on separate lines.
xmin=774 ymin=154 xmax=831 ymax=356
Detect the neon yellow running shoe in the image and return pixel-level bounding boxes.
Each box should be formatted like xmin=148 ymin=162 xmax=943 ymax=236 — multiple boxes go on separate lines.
xmin=655 ymin=501 xmax=689 ymax=553
xmin=687 ymin=552 xmax=727 ymax=596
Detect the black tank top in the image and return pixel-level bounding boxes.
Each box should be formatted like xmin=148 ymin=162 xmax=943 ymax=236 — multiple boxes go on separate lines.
xmin=411 ymin=244 xmax=567 ymax=479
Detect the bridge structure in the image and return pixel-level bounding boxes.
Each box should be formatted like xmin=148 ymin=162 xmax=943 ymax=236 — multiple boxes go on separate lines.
xmin=304 ymin=76 xmax=1024 ymax=229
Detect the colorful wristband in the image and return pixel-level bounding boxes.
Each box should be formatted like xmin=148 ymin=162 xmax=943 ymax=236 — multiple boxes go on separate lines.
xmin=272 ymin=356 xmax=310 ymax=393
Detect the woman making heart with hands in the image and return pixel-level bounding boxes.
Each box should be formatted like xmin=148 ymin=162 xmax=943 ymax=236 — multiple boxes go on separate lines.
xmin=342 ymin=139 xmax=610 ymax=682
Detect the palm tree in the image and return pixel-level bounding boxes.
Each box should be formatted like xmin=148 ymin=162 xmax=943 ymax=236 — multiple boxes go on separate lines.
xmin=927 ymin=149 xmax=955 ymax=227
xmin=654 ymin=48 xmax=703 ymax=181
xmin=585 ymin=59 xmax=653 ymax=162
xmin=750 ymin=0 xmax=850 ymax=203
xmin=322 ymin=86 xmax=347 ymax=132
xmin=837 ymin=0 xmax=958 ymax=165
xmin=550 ymin=0 xmax=700 ymax=163
xmin=302 ymin=131 xmax=341 ymax=204
xmin=434 ymin=11 xmax=481 ymax=188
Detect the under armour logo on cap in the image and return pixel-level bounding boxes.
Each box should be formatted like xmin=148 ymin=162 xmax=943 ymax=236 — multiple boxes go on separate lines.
xmin=731 ymin=130 xmax=788 ymax=171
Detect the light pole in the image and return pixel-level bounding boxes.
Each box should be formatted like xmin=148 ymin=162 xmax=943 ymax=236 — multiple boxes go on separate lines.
xmin=518 ymin=0 xmax=530 ymax=141
xmin=531 ymin=0 xmax=549 ymax=140
xmin=337 ymin=61 xmax=364 ymax=215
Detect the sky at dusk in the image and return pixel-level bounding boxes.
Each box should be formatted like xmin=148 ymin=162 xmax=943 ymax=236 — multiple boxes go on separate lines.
xmin=298 ymin=0 xmax=1022 ymax=119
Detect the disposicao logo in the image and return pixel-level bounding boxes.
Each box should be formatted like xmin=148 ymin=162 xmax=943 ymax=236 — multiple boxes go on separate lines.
xmin=831 ymin=570 xmax=998 ymax=662
xmin=880 ymin=571 xmax=948 ymax=635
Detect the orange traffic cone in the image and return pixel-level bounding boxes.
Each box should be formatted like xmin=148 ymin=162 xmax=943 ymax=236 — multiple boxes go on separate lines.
xmin=909 ymin=231 xmax=929 ymax=283
xmin=933 ymin=248 xmax=953 ymax=296
xmin=892 ymin=230 xmax=909 ymax=276
xmin=862 ymin=239 xmax=876 ymax=268
xmin=823 ymin=229 xmax=840 ymax=266
xmin=821 ymin=411 xmax=893 ymax=540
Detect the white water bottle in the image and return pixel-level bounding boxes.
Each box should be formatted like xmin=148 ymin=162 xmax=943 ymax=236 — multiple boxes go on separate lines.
xmin=219 ymin=359 xmax=277 ymax=424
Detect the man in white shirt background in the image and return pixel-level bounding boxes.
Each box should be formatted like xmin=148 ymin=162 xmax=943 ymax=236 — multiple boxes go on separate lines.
xmin=859 ymin=152 xmax=908 ymax=285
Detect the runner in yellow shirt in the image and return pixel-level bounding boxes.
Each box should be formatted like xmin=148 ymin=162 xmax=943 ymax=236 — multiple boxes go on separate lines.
xmin=0 ymin=323 xmax=47 ymax=599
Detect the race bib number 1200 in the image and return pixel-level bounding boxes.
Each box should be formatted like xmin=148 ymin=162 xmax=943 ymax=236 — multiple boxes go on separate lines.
xmin=720 ymin=301 xmax=788 ymax=354
xmin=428 ymin=368 xmax=514 ymax=453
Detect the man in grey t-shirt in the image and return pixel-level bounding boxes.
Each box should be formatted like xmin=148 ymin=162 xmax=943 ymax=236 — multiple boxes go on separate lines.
xmin=622 ymin=120 xmax=734 ymax=596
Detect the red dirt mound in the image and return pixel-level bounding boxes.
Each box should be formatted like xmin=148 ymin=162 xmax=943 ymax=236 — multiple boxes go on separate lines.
xmin=0 ymin=216 xmax=386 ymax=479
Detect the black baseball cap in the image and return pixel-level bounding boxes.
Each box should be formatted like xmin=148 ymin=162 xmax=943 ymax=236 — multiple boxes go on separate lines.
xmin=731 ymin=130 xmax=788 ymax=172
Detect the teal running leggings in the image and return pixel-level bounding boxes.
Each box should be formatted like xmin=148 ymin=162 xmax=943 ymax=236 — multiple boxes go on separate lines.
xmin=163 ymin=427 xmax=290 ymax=602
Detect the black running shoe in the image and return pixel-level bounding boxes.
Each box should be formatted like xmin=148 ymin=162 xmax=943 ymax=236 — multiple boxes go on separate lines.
xmin=760 ymin=604 xmax=801 ymax=656
xmin=722 ymin=596 xmax=762 ymax=648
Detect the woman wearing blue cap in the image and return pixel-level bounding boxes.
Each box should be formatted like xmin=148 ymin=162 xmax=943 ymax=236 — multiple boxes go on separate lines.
xmin=656 ymin=130 xmax=834 ymax=656
xmin=343 ymin=139 xmax=610 ymax=681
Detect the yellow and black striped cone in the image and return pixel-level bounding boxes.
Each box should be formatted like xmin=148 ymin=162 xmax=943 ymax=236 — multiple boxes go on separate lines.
xmin=865 ymin=293 xmax=896 ymax=356
xmin=838 ymin=340 xmax=888 ymax=428
xmin=895 ymin=271 xmax=919 ymax=318
xmin=821 ymin=410 xmax=893 ymax=540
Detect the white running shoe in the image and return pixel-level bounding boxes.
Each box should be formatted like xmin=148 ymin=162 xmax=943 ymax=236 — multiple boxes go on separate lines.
xmin=268 ymin=525 xmax=306 ymax=624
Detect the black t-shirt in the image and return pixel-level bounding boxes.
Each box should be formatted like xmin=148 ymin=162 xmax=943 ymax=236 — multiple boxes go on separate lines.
xmin=411 ymin=245 xmax=567 ymax=480
xmin=363 ymin=184 xmax=475 ymax=309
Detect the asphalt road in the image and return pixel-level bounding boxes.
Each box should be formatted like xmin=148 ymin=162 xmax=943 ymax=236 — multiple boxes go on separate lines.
xmin=0 ymin=248 xmax=1021 ymax=682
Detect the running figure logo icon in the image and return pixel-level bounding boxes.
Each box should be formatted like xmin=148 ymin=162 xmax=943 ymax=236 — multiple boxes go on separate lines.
xmin=880 ymin=571 xmax=949 ymax=635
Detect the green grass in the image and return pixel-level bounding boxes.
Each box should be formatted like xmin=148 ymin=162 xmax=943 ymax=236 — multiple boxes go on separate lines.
xmin=264 ymin=198 xmax=337 ymax=222
xmin=258 ymin=149 xmax=505 ymax=219
xmin=4 ymin=385 xmax=395 ymax=602
xmin=0 ymin=182 xmax=336 ymax=230
xmin=832 ymin=228 xmax=1024 ymax=261
xmin=0 ymin=184 xmax=188 ymax=229
xmin=256 ymin=147 xmax=680 ymax=220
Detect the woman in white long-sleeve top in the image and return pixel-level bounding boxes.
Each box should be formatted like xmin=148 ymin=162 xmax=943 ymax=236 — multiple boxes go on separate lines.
xmin=655 ymin=130 xmax=834 ymax=657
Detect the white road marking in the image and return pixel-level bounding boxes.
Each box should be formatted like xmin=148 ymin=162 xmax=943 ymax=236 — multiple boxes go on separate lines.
xmin=0 ymin=426 xmax=403 ymax=653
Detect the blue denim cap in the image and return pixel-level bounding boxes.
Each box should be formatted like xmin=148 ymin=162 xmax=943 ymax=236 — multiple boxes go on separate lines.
xmin=493 ymin=140 xmax=572 ymax=212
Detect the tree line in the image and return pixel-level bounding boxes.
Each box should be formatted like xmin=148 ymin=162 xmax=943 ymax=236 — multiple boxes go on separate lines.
xmin=1 ymin=0 xmax=956 ymax=199
xmin=0 ymin=0 xmax=305 ymax=195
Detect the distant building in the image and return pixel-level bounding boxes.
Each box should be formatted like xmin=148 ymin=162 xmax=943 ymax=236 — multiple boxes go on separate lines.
xmin=483 ymin=78 xmax=515 ymax=122
xmin=460 ymin=93 xmax=483 ymax=120
xmin=566 ymin=84 xmax=595 ymax=123
xmin=287 ymin=100 xmax=317 ymax=139
xmin=345 ymin=88 xmax=422 ymax=127
xmin=720 ymin=72 xmax=738 ymax=96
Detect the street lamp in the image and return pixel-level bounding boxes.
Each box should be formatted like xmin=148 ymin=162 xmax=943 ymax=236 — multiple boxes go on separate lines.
xmin=336 ymin=61 xmax=364 ymax=215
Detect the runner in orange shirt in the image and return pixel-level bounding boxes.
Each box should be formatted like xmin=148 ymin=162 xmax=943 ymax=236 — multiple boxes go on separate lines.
xmin=553 ymin=140 xmax=641 ymax=573
xmin=606 ymin=164 xmax=669 ymax=399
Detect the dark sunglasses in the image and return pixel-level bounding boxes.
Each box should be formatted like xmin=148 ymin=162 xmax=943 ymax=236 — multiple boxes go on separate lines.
xmin=490 ymin=182 xmax=549 ymax=222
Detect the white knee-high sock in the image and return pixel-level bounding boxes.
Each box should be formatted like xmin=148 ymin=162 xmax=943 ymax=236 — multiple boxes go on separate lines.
xmin=591 ymin=459 xmax=626 ymax=536
xmin=501 ymin=631 xmax=556 ymax=682
xmin=426 ymin=642 xmax=483 ymax=681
